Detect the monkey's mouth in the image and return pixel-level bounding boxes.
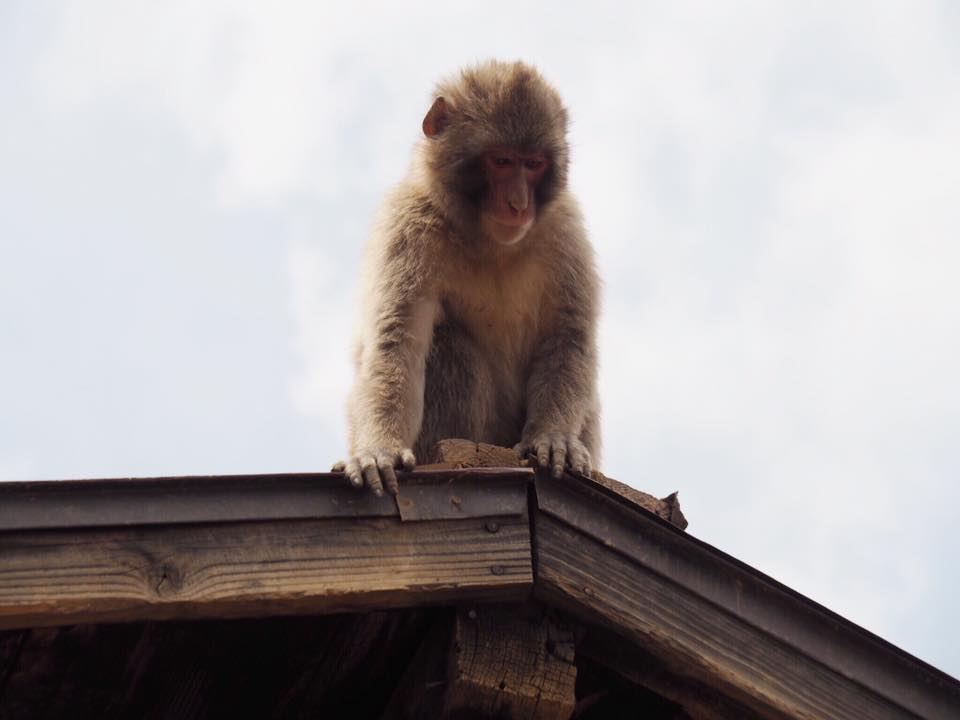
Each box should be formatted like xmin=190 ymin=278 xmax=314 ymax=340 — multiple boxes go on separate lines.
xmin=485 ymin=210 xmax=535 ymax=229
xmin=482 ymin=214 xmax=534 ymax=245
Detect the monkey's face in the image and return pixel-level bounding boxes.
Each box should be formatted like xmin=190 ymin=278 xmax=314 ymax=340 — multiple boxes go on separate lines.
xmin=420 ymin=65 xmax=569 ymax=246
xmin=479 ymin=147 xmax=549 ymax=245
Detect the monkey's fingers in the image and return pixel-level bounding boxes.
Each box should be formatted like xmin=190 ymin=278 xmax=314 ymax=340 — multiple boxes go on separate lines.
xmin=550 ymin=443 xmax=567 ymax=479
xmin=344 ymin=458 xmax=365 ymax=489
xmin=360 ymin=454 xmax=385 ymax=497
xmin=568 ymin=442 xmax=592 ymax=477
xmin=377 ymin=453 xmax=400 ymax=496
xmin=399 ymin=448 xmax=416 ymax=471
xmin=331 ymin=460 xmax=346 ymax=472
xmin=535 ymin=438 xmax=552 ymax=470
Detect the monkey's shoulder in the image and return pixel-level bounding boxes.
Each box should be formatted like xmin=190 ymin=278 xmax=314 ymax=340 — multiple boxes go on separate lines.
xmin=373 ymin=187 xmax=445 ymax=241
xmin=362 ymin=189 xmax=446 ymax=286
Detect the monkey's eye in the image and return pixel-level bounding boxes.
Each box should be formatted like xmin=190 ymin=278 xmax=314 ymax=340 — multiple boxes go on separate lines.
xmin=523 ymin=159 xmax=544 ymax=170
xmin=493 ymin=156 xmax=513 ymax=167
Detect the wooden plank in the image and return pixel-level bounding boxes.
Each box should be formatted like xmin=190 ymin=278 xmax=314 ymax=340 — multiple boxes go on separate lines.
xmin=535 ymin=513 xmax=922 ymax=720
xmin=578 ymin=625 xmax=769 ymax=720
xmin=425 ymin=438 xmax=687 ymax=528
xmin=535 ymin=472 xmax=960 ymax=720
xmin=396 ymin=471 xmax=530 ymax=522
xmin=0 ymin=469 xmax=532 ymax=531
xmin=0 ymin=515 xmax=532 ymax=630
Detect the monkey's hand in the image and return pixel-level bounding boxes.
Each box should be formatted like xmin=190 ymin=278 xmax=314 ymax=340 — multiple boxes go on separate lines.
xmin=516 ymin=432 xmax=592 ymax=479
xmin=331 ymin=447 xmax=416 ymax=497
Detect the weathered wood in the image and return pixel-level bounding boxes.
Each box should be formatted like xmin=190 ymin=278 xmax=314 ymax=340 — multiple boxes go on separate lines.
xmin=535 ymin=513 xmax=922 ymax=720
xmin=425 ymin=439 xmax=688 ymax=529
xmin=426 ymin=438 xmax=527 ymax=468
xmin=573 ymin=648 xmax=699 ymax=720
xmin=396 ymin=471 xmax=530 ymax=522
xmin=443 ymin=605 xmax=577 ymax=720
xmin=534 ymin=472 xmax=960 ymax=720
xmin=589 ymin=471 xmax=688 ymax=529
xmin=578 ymin=626 xmax=767 ymax=720
xmin=382 ymin=605 xmax=578 ymax=720
xmin=0 ymin=469 xmax=532 ymax=531
xmin=2 ymin=464 xmax=955 ymax=719
xmin=0 ymin=515 xmax=532 ymax=630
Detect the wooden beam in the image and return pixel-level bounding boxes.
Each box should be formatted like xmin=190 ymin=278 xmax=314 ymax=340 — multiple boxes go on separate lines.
xmin=537 ymin=514 xmax=903 ymax=720
xmin=577 ymin=626 xmax=770 ymax=720
xmin=442 ymin=605 xmax=577 ymax=719
xmin=533 ymin=472 xmax=960 ymax=720
xmin=383 ymin=605 xmax=578 ymax=720
xmin=0 ymin=472 xmax=534 ymax=630
xmin=0 ymin=516 xmax=532 ymax=630
xmin=0 ymin=468 xmax=532 ymax=531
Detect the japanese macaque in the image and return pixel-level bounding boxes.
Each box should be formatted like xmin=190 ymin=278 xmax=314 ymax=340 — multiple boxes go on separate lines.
xmin=334 ymin=60 xmax=600 ymax=495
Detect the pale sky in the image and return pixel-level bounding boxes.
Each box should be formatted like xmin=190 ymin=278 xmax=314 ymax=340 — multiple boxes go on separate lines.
xmin=2 ymin=0 xmax=959 ymax=677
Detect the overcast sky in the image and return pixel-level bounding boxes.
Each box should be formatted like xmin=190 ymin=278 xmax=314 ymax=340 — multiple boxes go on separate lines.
xmin=2 ymin=0 xmax=959 ymax=677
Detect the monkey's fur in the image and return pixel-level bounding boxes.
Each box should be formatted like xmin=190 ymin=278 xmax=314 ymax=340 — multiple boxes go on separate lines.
xmin=336 ymin=61 xmax=600 ymax=495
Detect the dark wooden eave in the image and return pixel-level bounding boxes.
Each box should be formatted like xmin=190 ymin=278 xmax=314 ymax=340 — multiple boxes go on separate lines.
xmin=1 ymin=469 xmax=958 ymax=720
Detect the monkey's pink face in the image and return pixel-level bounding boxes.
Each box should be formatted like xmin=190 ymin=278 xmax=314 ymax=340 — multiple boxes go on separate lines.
xmin=481 ymin=147 xmax=549 ymax=244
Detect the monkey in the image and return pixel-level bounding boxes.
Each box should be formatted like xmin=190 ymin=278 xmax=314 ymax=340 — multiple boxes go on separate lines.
xmin=333 ymin=60 xmax=600 ymax=496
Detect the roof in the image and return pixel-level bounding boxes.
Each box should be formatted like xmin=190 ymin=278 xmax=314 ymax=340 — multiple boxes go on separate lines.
xmin=1 ymin=447 xmax=958 ymax=719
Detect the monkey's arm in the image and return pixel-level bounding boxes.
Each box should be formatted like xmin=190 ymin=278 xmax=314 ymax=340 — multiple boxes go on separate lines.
xmin=335 ymin=214 xmax=440 ymax=496
xmin=519 ymin=237 xmax=600 ymax=478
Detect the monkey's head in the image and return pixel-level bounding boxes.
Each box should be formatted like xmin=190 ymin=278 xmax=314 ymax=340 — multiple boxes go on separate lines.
xmin=420 ymin=60 xmax=570 ymax=246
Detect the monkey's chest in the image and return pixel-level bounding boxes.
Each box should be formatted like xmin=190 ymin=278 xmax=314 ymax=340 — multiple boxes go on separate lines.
xmin=444 ymin=293 xmax=539 ymax=358
xmin=429 ymin=290 xmax=541 ymax=440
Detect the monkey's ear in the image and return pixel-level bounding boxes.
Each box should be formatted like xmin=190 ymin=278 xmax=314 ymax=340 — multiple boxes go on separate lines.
xmin=422 ymin=97 xmax=449 ymax=138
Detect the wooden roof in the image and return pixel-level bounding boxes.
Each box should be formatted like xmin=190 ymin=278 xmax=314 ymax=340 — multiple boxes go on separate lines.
xmin=1 ymin=449 xmax=958 ymax=719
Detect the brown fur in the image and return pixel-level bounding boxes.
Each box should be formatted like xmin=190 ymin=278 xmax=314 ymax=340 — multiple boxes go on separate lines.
xmin=335 ymin=61 xmax=600 ymax=495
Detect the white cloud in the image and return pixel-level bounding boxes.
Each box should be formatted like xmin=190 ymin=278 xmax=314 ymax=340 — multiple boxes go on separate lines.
xmin=5 ymin=0 xmax=959 ymax=674
xmin=285 ymin=236 xmax=354 ymax=429
xmin=0 ymin=455 xmax=37 ymax=482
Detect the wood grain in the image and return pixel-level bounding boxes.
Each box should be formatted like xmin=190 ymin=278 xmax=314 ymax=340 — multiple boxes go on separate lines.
xmin=535 ymin=473 xmax=960 ymax=719
xmin=443 ymin=605 xmax=577 ymax=720
xmin=578 ymin=625 xmax=768 ymax=720
xmin=534 ymin=513 xmax=922 ymax=720
xmin=0 ymin=515 xmax=532 ymax=630
xmin=425 ymin=438 xmax=526 ymax=468
xmin=382 ymin=604 xmax=578 ymax=720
